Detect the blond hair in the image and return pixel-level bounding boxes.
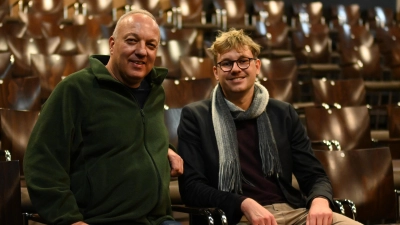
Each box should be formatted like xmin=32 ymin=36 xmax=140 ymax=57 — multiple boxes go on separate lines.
xmin=208 ymin=29 xmax=261 ymax=64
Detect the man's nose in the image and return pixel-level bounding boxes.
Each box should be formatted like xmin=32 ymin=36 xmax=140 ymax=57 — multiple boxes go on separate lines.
xmin=231 ymin=61 xmax=241 ymax=73
xmin=135 ymin=42 xmax=147 ymax=56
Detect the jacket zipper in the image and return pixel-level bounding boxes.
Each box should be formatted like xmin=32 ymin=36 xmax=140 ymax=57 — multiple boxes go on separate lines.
xmin=122 ymin=84 xmax=163 ymax=209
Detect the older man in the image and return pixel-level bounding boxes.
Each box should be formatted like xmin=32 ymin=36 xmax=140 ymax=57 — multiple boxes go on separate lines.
xmin=24 ymin=9 xmax=183 ymax=225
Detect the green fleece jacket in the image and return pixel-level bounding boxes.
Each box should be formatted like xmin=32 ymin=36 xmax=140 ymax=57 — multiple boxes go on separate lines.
xmin=24 ymin=55 xmax=174 ymax=225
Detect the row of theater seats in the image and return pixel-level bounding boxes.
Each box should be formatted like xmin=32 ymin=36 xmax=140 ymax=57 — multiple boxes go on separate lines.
xmin=0 ymin=0 xmax=396 ymax=32
xmin=1 ymin=0 xmax=400 ymax=86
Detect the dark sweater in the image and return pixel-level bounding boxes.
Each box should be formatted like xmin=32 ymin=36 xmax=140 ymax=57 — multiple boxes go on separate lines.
xmin=236 ymin=118 xmax=287 ymax=205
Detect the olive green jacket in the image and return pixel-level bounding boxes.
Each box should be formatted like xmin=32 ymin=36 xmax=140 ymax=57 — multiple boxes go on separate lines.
xmin=24 ymin=55 xmax=174 ymax=225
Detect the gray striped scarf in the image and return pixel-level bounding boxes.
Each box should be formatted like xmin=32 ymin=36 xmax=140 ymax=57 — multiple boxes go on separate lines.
xmin=211 ymin=82 xmax=282 ymax=194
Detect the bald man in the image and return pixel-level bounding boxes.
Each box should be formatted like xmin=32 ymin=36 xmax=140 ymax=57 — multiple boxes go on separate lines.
xmin=24 ymin=9 xmax=183 ymax=225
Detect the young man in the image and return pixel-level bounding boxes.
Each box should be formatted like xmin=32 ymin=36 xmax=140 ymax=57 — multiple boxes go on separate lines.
xmin=24 ymin=10 xmax=183 ymax=225
xmin=177 ymin=29 xmax=362 ymax=225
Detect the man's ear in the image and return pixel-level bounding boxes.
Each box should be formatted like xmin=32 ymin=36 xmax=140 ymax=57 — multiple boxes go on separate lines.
xmin=108 ymin=36 xmax=115 ymax=55
xmin=213 ymin=66 xmax=219 ymax=81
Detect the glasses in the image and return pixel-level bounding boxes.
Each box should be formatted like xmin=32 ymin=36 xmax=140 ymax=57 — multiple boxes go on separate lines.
xmin=217 ymin=57 xmax=256 ymax=72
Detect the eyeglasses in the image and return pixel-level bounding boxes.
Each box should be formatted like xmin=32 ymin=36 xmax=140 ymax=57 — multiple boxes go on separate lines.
xmin=217 ymin=57 xmax=256 ymax=72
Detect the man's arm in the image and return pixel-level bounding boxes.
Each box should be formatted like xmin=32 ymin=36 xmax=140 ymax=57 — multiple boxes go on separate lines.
xmin=241 ymin=198 xmax=278 ymax=225
xmin=168 ymin=148 xmax=183 ymax=177
xmin=24 ymin=80 xmax=85 ymax=224
xmin=306 ymin=197 xmax=333 ymax=225
xmin=177 ymin=104 xmax=245 ymax=224
xmin=72 ymin=222 xmax=88 ymax=225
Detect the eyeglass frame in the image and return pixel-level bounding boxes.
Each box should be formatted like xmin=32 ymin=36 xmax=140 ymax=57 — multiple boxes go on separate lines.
xmin=216 ymin=57 xmax=257 ymax=72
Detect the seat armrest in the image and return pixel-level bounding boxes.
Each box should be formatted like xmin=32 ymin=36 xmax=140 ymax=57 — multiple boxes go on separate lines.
xmin=333 ymin=198 xmax=357 ymax=220
xmin=171 ymin=205 xmax=228 ymax=225
xmin=0 ymin=149 xmax=11 ymax=161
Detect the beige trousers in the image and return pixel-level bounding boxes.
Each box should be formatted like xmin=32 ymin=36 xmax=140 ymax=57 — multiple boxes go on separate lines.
xmin=238 ymin=203 xmax=363 ymax=225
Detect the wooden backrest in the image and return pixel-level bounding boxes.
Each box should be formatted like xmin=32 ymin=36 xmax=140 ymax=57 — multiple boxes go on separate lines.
xmin=159 ymin=27 xmax=203 ymax=56
xmin=0 ymin=77 xmax=42 ymax=110
xmin=0 ymin=109 xmax=40 ymax=175
xmin=0 ymin=52 xmax=13 ymax=80
xmin=336 ymin=24 xmax=374 ymax=52
xmin=212 ymin=0 xmax=248 ymax=25
xmin=179 ymin=56 xmax=216 ymax=85
xmin=254 ymin=21 xmax=290 ymax=50
xmin=340 ymin=44 xmax=382 ymax=80
xmin=258 ymin=78 xmax=293 ymax=103
xmin=157 ymin=40 xmax=192 ymax=79
xmin=314 ymin=147 xmax=397 ymax=223
xmin=253 ymin=0 xmax=285 ymax=25
xmin=31 ymin=54 xmax=89 ymax=101
xmin=330 ymin=4 xmax=360 ymax=28
xmin=257 ymin=57 xmax=297 ymax=103
xmin=305 ymin=106 xmax=372 ymax=150
xmin=170 ymin=0 xmax=204 ymax=23
xmin=388 ymin=105 xmax=400 ymax=159
xmin=259 ymin=57 xmax=297 ymax=80
xmin=291 ymin=24 xmax=332 ymax=64
xmin=7 ymin=37 xmax=60 ymax=77
xmin=311 ymin=78 xmax=366 ymax=107
xmin=162 ymin=78 xmax=213 ymax=108
xmin=292 ymin=1 xmax=324 ymax=26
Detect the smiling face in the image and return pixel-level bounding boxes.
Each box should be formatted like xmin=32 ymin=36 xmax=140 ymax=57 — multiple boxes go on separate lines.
xmin=106 ymin=13 xmax=160 ymax=88
xmin=213 ymin=47 xmax=260 ymax=107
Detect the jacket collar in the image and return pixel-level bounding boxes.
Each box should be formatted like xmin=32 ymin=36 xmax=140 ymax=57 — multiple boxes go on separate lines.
xmin=89 ymin=55 xmax=168 ymax=85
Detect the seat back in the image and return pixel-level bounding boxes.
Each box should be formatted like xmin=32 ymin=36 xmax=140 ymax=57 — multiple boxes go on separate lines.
xmin=305 ymin=106 xmax=372 ymax=150
xmin=330 ymin=4 xmax=360 ymax=29
xmin=159 ymin=27 xmax=204 ymax=57
xmin=7 ymin=37 xmax=60 ymax=77
xmin=367 ymin=6 xmax=395 ymax=29
xmin=0 ymin=52 xmax=13 ymax=80
xmin=163 ymin=78 xmax=213 ymax=108
xmin=0 ymin=109 xmax=40 ymax=175
xmin=254 ymin=20 xmax=291 ymax=54
xmin=291 ymin=24 xmax=332 ymax=64
xmin=340 ymin=44 xmax=382 ymax=80
xmin=336 ymin=24 xmax=374 ymax=53
xmin=311 ymin=78 xmax=366 ymax=107
xmin=314 ymin=147 xmax=397 ymax=223
xmin=31 ymin=54 xmax=89 ymax=102
xmin=212 ymin=0 xmax=252 ymax=30
xmin=170 ymin=0 xmax=205 ymax=24
xmin=253 ymin=0 xmax=285 ymax=25
xmin=258 ymin=57 xmax=298 ymax=103
xmin=0 ymin=77 xmax=42 ymax=110
xmin=388 ymin=105 xmax=400 ymax=159
xmin=292 ymin=1 xmax=324 ymax=26
xmin=179 ymin=56 xmax=216 ymax=85
xmin=157 ymin=40 xmax=192 ymax=79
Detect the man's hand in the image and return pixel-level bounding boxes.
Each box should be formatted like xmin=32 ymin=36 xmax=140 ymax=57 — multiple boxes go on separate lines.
xmin=306 ymin=197 xmax=333 ymax=225
xmin=241 ymin=198 xmax=277 ymax=225
xmin=168 ymin=148 xmax=183 ymax=177
xmin=72 ymin=222 xmax=88 ymax=225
